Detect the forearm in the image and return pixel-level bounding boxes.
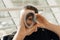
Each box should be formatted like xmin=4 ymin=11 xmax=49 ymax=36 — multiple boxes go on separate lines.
xmin=44 ymin=22 xmax=60 ymax=37
xmin=12 ymin=30 xmax=26 ymax=40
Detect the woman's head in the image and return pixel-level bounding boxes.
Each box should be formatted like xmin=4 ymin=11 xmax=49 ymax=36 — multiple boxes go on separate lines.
xmin=20 ymin=5 xmax=38 ymax=28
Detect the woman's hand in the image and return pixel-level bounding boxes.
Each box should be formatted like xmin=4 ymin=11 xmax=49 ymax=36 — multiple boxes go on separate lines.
xmin=19 ymin=14 xmax=40 ymax=36
xmin=18 ymin=13 xmax=48 ymax=37
xmin=13 ymin=13 xmax=41 ymax=40
xmin=13 ymin=13 xmax=49 ymax=40
xmin=35 ymin=14 xmax=49 ymax=28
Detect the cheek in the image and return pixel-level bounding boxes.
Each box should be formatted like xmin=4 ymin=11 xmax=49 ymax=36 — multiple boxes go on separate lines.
xmin=27 ymin=20 xmax=33 ymax=24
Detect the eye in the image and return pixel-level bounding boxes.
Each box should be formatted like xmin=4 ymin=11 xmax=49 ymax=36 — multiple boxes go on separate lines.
xmin=28 ymin=18 xmax=32 ymax=20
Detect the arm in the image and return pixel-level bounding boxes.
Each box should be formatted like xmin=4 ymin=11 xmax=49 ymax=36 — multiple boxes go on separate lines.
xmin=13 ymin=13 xmax=60 ymax=40
xmin=44 ymin=22 xmax=60 ymax=37
xmin=12 ymin=29 xmax=26 ymax=40
xmin=36 ymin=14 xmax=60 ymax=37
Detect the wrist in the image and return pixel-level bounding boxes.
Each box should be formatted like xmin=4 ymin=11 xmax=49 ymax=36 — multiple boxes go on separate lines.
xmin=20 ymin=33 xmax=26 ymax=40
xmin=43 ymin=22 xmax=50 ymax=28
xmin=18 ymin=30 xmax=27 ymax=40
xmin=13 ymin=31 xmax=26 ymax=40
xmin=45 ymin=22 xmax=51 ymax=29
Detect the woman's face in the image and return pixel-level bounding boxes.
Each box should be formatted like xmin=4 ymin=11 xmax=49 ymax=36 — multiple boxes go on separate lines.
xmin=26 ymin=15 xmax=38 ymax=32
xmin=26 ymin=16 xmax=34 ymax=26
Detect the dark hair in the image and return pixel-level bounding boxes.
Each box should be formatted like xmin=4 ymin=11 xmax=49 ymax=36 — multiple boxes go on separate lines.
xmin=26 ymin=12 xmax=34 ymax=20
xmin=24 ymin=5 xmax=38 ymax=13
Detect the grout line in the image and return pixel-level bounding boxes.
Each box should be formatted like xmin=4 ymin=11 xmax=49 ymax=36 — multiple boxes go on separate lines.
xmin=46 ymin=0 xmax=59 ymax=25
xmin=2 ymin=0 xmax=17 ymax=28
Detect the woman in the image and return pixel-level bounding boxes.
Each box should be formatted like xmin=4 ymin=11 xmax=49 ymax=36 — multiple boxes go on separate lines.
xmin=13 ymin=5 xmax=59 ymax=40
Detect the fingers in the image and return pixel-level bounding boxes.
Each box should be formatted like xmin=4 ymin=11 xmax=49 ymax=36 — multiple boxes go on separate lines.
xmin=26 ymin=25 xmax=37 ymax=36
xmin=19 ymin=13 xmax=45 ymax=36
